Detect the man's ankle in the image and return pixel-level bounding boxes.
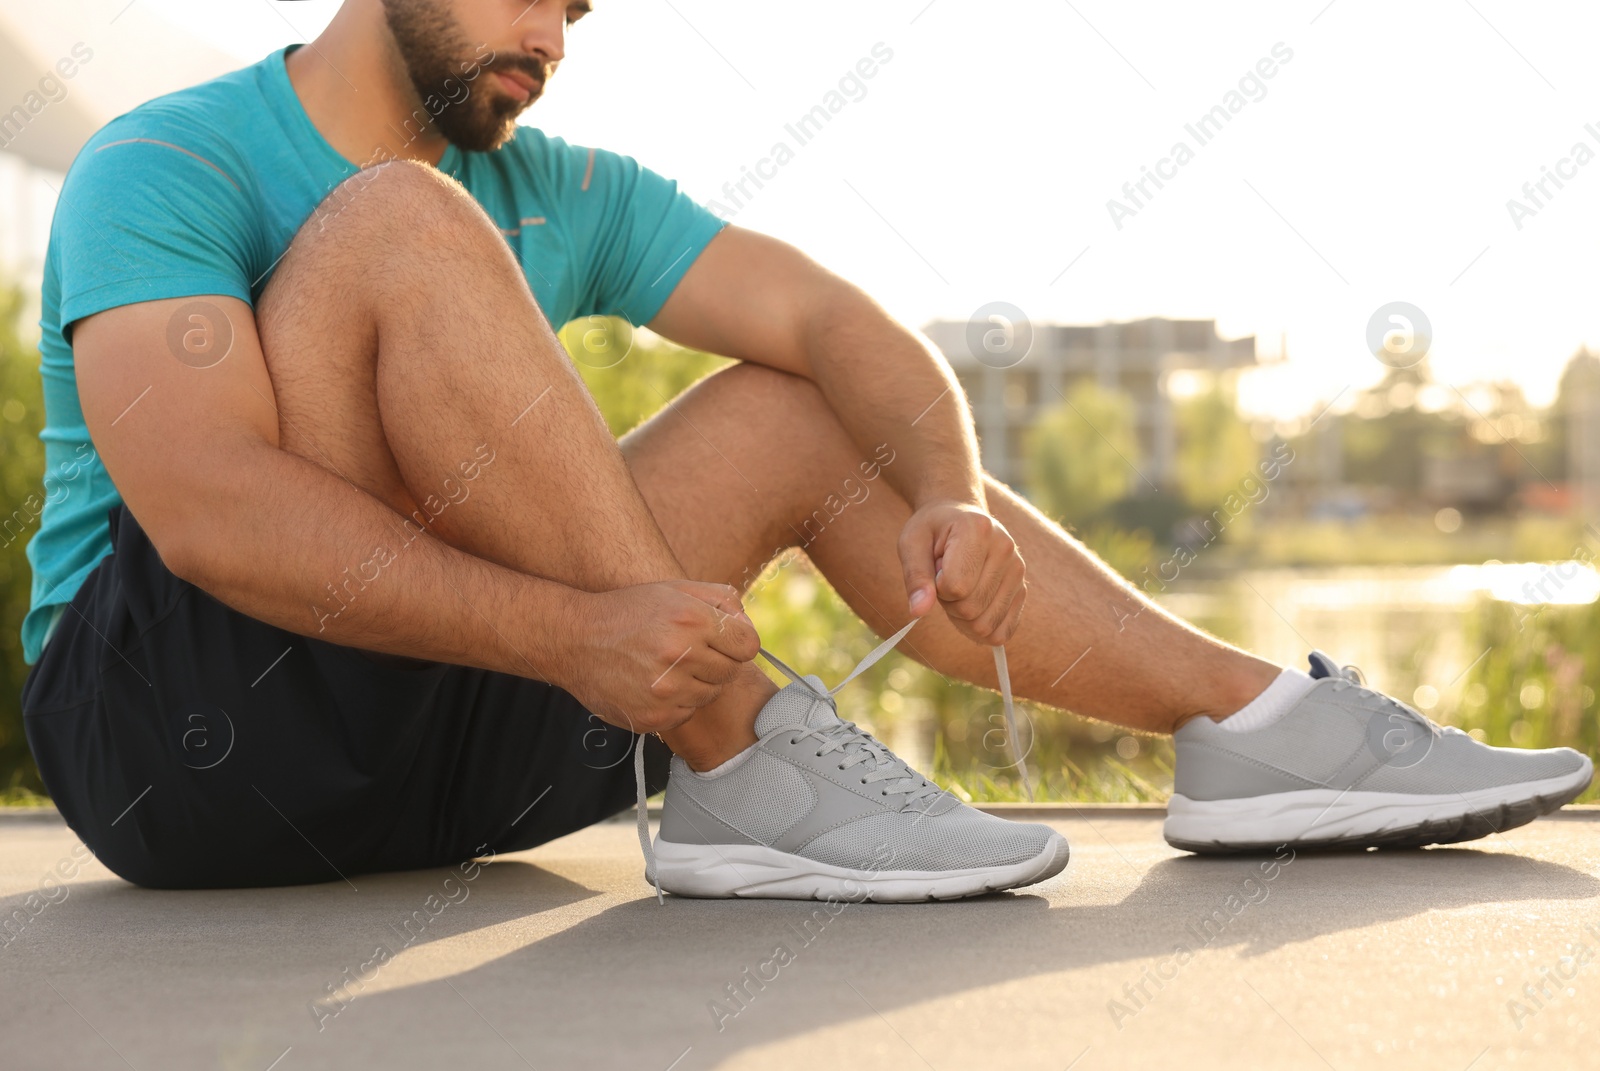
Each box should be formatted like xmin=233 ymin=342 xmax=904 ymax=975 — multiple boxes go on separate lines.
xmin=1170 ymin=657 xmax=1285 ymax=733
xmin=1209 ymin=665 xmax=1316 ymax=732
xmin=662 ymin=666 xmax=775 ymax=772
xmin=1221 ymin=659 xmax=1291 ymax=713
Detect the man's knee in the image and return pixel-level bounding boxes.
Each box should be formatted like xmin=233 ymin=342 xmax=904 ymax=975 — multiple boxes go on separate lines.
xmin=692 ymin=361 xmax=832 ymax=419
xmin=257 ymin=160 xmax=504 ymax=352
xmin=307 ymin=158 xmax=487 ymax=245
xmin=266 ymin=160 xmax=499 ymax=304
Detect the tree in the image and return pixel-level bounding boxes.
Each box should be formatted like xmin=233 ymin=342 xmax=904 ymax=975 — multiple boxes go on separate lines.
xmin=0 ymin=284 xmax=46 ymax=796
xmin=1026 ymin=380 xmax=1142 ymax=529
xmin=1173 ymin=381 xmax=1259 ymax=511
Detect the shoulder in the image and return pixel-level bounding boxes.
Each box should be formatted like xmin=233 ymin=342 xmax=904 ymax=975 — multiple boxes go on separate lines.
xmin=70 ymin=54 xmax=277 ymax=192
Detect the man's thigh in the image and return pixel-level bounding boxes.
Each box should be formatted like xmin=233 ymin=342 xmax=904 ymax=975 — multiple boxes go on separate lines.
xmin=21 ymin=505 xmax=667 ymax=890
xmin=621 ymin=361 xmax=866 ymax=590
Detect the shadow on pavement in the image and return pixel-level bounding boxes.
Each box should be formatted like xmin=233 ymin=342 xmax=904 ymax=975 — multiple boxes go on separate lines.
xmin=6 ymin=832 xmax=1595 ymax=1069
xmin=318 ymin=845 xmax=1600 ymax=1067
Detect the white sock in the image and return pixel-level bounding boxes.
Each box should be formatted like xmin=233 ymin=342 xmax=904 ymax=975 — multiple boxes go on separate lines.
xmin=690 ymin=742 xmax=759 ymax=778
xmin=1216 ymin=668 xmax=1317 ymax=732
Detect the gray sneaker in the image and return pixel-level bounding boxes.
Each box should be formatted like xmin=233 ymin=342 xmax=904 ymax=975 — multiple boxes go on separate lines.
xmin=1165 ymin=651 xmax=1594 ymax=853
xmin=636 ymin=625 xmax=1070 ymax=901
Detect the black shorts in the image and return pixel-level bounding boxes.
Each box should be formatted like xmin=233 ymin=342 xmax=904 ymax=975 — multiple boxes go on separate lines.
xmin=21 ymin=506 xmax=668 ymax=889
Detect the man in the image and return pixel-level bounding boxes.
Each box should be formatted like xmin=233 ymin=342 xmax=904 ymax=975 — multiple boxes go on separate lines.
xmin=21 ymin=0 xmax=1592 ymax=898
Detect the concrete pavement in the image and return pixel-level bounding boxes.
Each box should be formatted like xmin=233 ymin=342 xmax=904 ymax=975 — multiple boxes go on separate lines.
xmin=3 ymin=805 xmax=1599 ymax=1070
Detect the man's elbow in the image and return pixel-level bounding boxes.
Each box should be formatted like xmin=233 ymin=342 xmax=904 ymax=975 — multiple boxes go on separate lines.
xmin=115 ymin=439 xmax=275 ymax=593
xmin=136 ymin=490 xmax=245 ymax=593
xmin=150 ymin=525 xmax=218 ymax=590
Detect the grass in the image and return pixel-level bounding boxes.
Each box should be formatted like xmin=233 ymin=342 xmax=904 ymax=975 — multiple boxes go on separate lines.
xmin=0 ymin=783 xmax=51 ymax=807
xmin=1456 ymin=599 xmax=1600 ymax=803
xmin=936 ymin=746 xmax=1174 ymax=804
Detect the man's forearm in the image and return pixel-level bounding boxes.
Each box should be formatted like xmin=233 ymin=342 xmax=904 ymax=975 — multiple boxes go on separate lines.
xmin=646 ymin=227 xmax=1025 ymax=637
xmin=801 ymin=286 xmax=986 ymax=510
xmin=166 ymin=438 xmax=579 ymax=683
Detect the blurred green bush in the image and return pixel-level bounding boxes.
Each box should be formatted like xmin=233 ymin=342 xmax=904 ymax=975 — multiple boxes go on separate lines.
xmin=0 ymin=286 xmax=47 ymax=801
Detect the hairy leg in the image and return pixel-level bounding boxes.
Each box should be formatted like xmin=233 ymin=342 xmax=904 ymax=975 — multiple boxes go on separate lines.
xmin=625 ymin=363 xmax=1280 ymax=734
xmin=253 ymin=161 xmax=770 ymax=768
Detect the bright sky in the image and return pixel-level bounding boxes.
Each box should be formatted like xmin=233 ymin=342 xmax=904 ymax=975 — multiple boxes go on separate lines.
xmin=121 ymin=1 xmax=1600 ymax=418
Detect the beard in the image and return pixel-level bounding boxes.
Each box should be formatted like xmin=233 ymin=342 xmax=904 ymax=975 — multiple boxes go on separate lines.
xmin=380 ymin=0 xmax=547 ymax=153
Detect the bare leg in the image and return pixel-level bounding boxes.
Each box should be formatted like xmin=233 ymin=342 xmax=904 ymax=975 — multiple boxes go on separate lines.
xmin=253 ymin=161 xmax=770 ymax=768
xmin=625 ymin=363 xmax=1280 ymax=734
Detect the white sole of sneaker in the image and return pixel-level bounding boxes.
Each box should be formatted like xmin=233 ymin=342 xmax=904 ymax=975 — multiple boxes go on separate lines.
xmin=651 ymin=832 xmax=1071 ymax=902
xmin=1164 ymin=759 xmax=1594 ymax=853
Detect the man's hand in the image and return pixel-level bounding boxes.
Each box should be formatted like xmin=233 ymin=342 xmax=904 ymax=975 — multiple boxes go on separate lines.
xmin=562 ymin=580 xmax=762 ymax=734
xmin=649 ymin=232 xmax=1014 ymax=646
xmin=899 ymin=502 xmax=1027 ymax=645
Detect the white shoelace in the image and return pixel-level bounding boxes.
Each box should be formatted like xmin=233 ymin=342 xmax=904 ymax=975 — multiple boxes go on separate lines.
xmin=1328 ymin=662 xmax=1458 ymax=739
xmin=759 ymin=620 xmax=943 ymax=808
xmin=634 ymin=622 xmax=1029 ymax=903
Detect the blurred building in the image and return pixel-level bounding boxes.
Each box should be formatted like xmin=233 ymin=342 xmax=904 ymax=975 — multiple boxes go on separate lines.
xmin=1565 ymin=347 xmax=1600 ymax=523
xmin=922 ymin=316 xmax=1258 ymax=490
xmin=1421 ymin=452 xmax=1506 ymax=507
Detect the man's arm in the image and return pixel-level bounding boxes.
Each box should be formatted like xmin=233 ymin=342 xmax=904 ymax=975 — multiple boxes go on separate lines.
xmin=648 ymin=226 xmax=1027 ymax=644
xmin=72 ymin=296 xmax=754 ymax=733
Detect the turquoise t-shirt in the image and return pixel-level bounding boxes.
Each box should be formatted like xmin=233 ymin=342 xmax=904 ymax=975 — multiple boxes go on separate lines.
xmin=23 ymin=43 xmax=727 ymax=664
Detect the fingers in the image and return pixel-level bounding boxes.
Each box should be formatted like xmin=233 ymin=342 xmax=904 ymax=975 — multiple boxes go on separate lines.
xmin=669 ymin=580 xmax=761 ymax=662
xmin=935 ymin=515 xmax=1026 ymax=644
xmin=676 ymin=579 xmax=747 ymax=618
xmin=637 ymin=650 xmax=728 ymax=733
xmin=700 ymin=606 xmax=760 ymax=662
xmin=631 ymin=702 xmax=705 ymax=735
xmin=970 ymin=565 xmax=1027 ymax=643
xmin=995 ymin=576 xmax=1028 ymax=643
xmin=897 ymin=522 xmax=940 ymax=618
xmin=575 ymin=582 xmax=762 ymax=737
xmin=593 ymin=690 xmax=701 ymax=736
xmin=957 ymin=558 xmax=1022 ymax=642
xmin=640 ymin=584 xmax=760 ymax=733
xmin=686 ymin=646 xmax=745 ymax=687
xmin=933 ymin=520 xmax=994 ymax=608
xmin=647 ymin=669 xmax=724 ymax=709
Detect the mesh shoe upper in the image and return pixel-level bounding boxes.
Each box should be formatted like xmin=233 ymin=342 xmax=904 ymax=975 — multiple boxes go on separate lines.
xmin=635 ymin=621 xmax=1063 ymax=898
xmin=1174 ymin=651 xmax=1591 ymax=801
xmin=661 ymin=676 xmax=1057 ymax=872
xmin=652 ymin=621 xmax=1058 ymax=878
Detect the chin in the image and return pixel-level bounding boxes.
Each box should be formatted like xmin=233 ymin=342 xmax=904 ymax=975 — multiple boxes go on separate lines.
xmin=439 ymin=103 xmax=524 ymax=153
xmin=464 ymin=122 xmax=520 ymax=153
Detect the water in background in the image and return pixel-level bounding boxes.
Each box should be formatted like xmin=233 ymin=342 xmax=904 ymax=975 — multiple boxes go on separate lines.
xmin=1166 ymin=562 xmax=1600 ymax=715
